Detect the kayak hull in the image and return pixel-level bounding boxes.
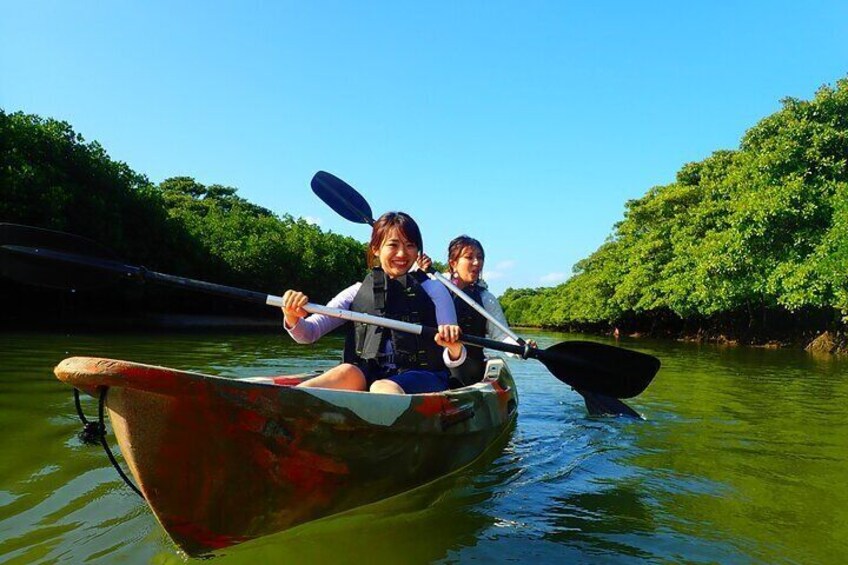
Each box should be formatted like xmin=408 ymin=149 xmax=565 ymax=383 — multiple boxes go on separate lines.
xmin=55 ymin=357 xmax=518 ymax=555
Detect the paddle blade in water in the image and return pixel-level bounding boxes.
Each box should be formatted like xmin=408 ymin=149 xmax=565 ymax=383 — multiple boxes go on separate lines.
xmin=535 ymin=340 xmax=660 ymax=399
xmin=0 ymin=223 xmax=121 ymax=290
xmin=311 ymin=171 xmax=374 ymax=225
xmin=579 ymin=390 xmax=643 ymax=419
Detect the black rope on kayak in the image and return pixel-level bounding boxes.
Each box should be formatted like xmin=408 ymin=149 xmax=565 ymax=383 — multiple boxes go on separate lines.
xmin=73 ymin=387 xmax=143 ymax=498
xmin=74 ymin=387 xmax=105 ymax=444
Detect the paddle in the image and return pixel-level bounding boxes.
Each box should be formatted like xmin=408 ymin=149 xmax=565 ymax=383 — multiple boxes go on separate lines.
xmin=311 ymin=172 xmax=518 ymax=341
xmin=311 ymin=172 xmax=656 ymax=412
xmin=1 ymin=223 xmax=658 ymax=399
xmin=0 ymin=223 xmax=121 ymax=290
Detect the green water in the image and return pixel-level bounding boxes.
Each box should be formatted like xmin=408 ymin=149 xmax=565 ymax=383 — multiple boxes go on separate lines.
xmin=0 ymin=330 xmax=846 ymax=563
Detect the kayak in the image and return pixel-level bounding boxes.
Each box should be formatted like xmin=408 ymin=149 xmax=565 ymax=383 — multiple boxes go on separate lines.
xmin=54 ymin=356 xmax=518 ymax=555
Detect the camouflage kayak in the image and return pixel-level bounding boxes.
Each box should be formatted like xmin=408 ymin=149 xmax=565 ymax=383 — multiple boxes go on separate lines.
xmin=54 ymin=356 xmax=518 ymax=555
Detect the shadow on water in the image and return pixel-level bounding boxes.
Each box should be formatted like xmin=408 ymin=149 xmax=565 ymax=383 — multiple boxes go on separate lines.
xmin=544 ymin=485 xmax=656 ymax=557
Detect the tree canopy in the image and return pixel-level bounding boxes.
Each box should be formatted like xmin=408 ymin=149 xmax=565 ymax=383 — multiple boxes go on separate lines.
xmin=0 ymin=110 xmax=367 ymax=323
xmin=502 ymin=78 xmax=848 ymax=337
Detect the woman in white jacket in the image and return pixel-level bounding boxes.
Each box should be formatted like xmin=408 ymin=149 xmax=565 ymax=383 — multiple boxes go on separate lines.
xmin=420 ymin=235 xmax=534 ymax=385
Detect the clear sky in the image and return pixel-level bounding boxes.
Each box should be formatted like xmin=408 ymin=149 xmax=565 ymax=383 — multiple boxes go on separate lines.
xmin=2 ymin=2 xmax=846 ymax=295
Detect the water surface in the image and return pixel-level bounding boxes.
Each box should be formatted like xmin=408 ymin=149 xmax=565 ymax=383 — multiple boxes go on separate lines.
xmin=1 ymin=330 xmax=846 ymax=563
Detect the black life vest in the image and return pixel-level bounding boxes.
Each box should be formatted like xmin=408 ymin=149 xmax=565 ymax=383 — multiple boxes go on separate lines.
xmin=451 ymin=283 xmax=488 ymax=385
xmin=454 ymin=283 xmax=488 ymax=342
xmin=343 ymin=268 xmax=446 ymax=372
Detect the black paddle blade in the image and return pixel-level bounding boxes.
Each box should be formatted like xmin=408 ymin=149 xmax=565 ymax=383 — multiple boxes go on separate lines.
xmin=535 ymin=340 xmax=660 ymax=399
xmin=311 ymin=171 xmax=375 ymax=226
xmin=0 ymin=223 xmax=121 ymax=290
xmin=579 ymin=390 xmax=643 ymax=419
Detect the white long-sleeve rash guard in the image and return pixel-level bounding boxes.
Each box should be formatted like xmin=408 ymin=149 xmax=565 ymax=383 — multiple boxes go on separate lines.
xmin=284 ymin=278 xmax=467 ymax=368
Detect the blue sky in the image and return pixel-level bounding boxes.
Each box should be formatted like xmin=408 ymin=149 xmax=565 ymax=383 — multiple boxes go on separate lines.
xmin=2 ymin=2 xmax=846 ymax=295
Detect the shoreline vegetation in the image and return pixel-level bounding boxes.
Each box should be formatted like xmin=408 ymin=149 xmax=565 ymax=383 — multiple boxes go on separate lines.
xmin=1 ymin=109 xmax=368 ymax=329
xmin=2 ymin=77 xmax=847 ymax=354
xmin=503 ymin=77 xmax=848 ymax=356
xmin=514 ymin=324 xmax=847 ymax=355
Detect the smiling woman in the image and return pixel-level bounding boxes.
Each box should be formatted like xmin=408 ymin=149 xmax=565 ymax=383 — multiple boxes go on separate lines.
xmin=281 ymin=211 xmax=468 ymax=395
xmin=415 ymin=235 xmax=533 ymax=387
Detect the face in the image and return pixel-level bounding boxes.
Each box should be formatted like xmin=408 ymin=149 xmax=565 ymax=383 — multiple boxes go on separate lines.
xmin=374 ymin=227 xmax=419 ymax=278
xmin=450 ymin=245 xmax=484 ymax=286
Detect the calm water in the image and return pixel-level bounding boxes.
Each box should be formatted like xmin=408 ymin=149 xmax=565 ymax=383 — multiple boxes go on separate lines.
xmin=1 ymin=329 xmax=846 ymax=564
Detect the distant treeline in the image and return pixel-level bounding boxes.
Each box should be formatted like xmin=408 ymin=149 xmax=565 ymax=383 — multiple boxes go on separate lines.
xmin=0 ymin=110 xmax=366 ymax=326
xmin=501 ymin=78 xmax=848 ymax=347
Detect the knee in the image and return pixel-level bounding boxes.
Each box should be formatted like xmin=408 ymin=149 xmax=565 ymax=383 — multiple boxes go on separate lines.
xmin=336 ymin=364 xmax=366 ymax=390
xmin=298 ymin=363 xmax=366 ymax=390
xmin=369 ymin=379 xmax=405 ymax=395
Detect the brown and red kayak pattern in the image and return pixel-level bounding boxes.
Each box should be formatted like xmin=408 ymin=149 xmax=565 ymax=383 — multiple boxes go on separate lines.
xmin=55 ymin=357 xmax=518 ymax=555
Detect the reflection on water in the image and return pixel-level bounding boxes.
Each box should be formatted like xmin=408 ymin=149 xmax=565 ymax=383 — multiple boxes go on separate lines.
xmin=201 ymin=422 xmax=516 ymax=565
xmin=1 ymin=330 xmax=847 ymax=563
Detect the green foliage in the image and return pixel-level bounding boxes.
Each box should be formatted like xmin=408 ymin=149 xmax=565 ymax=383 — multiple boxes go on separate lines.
xmin=0 ymin=109 xmax=367 ymax=319
xmin=1 ymin=110 xmax=156 ymax=245
xmin=504 ymin=77 xmax=848 ymax=329
xmin=431 ymin=260 xmax=449 ymax=274
xmin=154 ymin=176 xmax=365 ymax=301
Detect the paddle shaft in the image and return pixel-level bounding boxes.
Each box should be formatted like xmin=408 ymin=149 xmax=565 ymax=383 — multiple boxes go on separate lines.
xmin=281 ymin=300 xmax=625 ymax=382
xmin=4 ymin=244 xmax=527 ymax=354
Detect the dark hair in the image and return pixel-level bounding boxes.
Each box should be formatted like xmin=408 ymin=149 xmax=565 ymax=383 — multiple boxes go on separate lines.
xmin=447 ymin=235 xmax=485 ymax=268
xmin=368 ymin=211 xmax=423 ymax=268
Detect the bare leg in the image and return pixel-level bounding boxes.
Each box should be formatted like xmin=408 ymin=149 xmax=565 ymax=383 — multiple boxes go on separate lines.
xmin=297 ymin=363 xmax=367 ymax=391
xmin=369 ymin=379 xmax=405 ymax=395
